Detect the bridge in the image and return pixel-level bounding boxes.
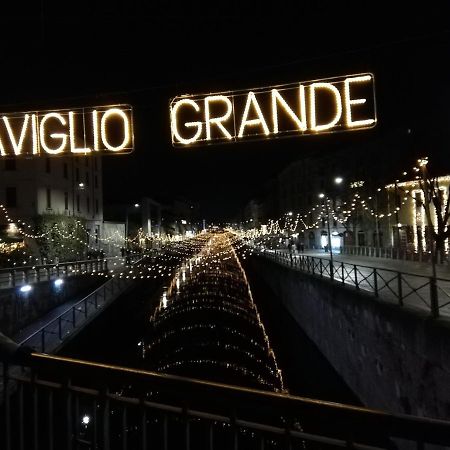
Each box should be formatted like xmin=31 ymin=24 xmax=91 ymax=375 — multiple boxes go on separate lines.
xmin=2 ymin=231 xmax=450 ymax=449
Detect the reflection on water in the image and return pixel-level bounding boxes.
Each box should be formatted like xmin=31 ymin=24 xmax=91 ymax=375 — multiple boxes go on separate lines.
xmin=144 ymin=231 xmax=285 ymax=392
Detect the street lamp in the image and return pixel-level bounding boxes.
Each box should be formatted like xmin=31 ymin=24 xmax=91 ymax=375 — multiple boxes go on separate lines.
xmin=417 ymin=157 xmax=439 ymax=315
xmin=125 ymin=203 xmax=140 ymax=249
xmin=319 ymin=193 xmax=334 ymax=280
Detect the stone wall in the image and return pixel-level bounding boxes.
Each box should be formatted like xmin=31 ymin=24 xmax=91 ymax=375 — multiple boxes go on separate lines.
xmin=251 ymin=256 xmax=450 ymax=420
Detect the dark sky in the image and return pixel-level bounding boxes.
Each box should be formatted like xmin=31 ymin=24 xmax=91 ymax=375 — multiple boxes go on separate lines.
xmin=1 ymin=2 xmax=450 ymax=219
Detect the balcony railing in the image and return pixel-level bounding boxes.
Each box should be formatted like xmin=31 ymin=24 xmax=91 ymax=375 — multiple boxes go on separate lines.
xmin=2 ymin=352 xmax=450 ymax=449
xmin=260 ymin=250 xmax=450 ymax=318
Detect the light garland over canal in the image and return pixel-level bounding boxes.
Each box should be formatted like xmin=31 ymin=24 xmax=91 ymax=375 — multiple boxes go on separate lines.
xmin=144 ymin=230 xmax=284 ymax=391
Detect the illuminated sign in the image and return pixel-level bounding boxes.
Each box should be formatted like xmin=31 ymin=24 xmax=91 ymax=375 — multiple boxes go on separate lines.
xmin=0 ymin=105 xmax=133 ymax=157
xmin=170 ymin=73 xmax=376 ymax=146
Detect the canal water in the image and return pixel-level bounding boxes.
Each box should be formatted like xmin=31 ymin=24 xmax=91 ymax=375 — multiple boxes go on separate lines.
xmin=60 ymin=257 xmax=360 ymax=406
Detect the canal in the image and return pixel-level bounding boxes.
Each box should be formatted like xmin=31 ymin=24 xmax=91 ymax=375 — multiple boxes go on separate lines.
xmin=59 ymin=258 xmax=360 ymax=406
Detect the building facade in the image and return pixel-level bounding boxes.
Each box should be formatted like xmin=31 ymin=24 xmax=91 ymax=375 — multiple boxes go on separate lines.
xmin=0 ymin=156 xmax=103 ymax=251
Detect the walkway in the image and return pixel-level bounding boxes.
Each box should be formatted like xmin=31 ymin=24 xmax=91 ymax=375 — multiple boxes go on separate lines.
xmin=302 ymin=249 xmax=450 ymax=278
xmin=261 ymin=249 xmax=450 ymax=318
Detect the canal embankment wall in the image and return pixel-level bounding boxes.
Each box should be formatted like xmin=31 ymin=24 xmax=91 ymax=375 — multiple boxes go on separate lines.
xmin=250 ymin=255 xmax=450 ymax=420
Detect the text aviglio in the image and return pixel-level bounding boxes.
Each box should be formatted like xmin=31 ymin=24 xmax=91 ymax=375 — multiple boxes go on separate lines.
xmin=170 ymin=73 xmax=376 ymax=146
xmin=0 ymin=105 xmax=133 ymax=157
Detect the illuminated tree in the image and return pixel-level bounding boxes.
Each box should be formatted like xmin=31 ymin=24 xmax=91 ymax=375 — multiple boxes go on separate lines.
xmin=417 ymin=158 xmax=450 ymax=264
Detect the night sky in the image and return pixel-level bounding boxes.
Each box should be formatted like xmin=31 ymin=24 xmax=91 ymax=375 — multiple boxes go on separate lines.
xmin=1 ymin=2 xmax=449 ymax=219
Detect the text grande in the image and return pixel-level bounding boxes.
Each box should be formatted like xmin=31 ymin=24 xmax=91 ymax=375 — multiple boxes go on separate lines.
xmin=0 ymin=105 xmax=133 ymax=158
xmin=170 ymin=74 xmax=376 ymax=146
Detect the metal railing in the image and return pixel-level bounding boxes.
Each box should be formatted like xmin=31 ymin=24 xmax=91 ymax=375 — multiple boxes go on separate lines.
xmin=262 ymin=250 xmax=450 ymax=318
xmin=341 ymin=245 xmax=448 ymax=264
xmin=0 ymin=259 xmax=107 ymax=290
xmin=18 ymin=276 xmax=132 ymax=354
xmin=2 ymin=352 xmax=450 ymax=450
xmin=0 ymin=254 xmax=145 ymax=290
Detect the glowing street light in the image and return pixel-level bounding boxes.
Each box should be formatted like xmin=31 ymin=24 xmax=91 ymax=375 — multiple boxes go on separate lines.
xmin=19 ymin=285 xmax=32 ymax=293
xmin=318 ymin=193 xmax=334 ymax=280
xmin=81 ymin=415 xmax=90 ymax=425
xmin=125 ymin=203 xmax=141 ymax=248
xmin=334 ymin=176 xmax=343 ymax=184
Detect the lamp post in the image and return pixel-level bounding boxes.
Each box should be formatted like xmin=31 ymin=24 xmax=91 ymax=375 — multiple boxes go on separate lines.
xmin=319 ymin=177 xmax=343 ymax=280
xmin=319 ymin=193 xmax=333 ymax=280
xmin=417 ymin=157 xmax=439 ymax=316
xmin=125 ymin=203 xmax=140 ymax=249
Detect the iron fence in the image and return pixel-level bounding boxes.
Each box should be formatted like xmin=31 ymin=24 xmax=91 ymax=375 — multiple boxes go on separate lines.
xmin=0 ymin=255 xmax=145 ymax=290
xmin=262 ymin=250 xmax=450 ymax=318
xmin=18 ymin=276 xmax=132 ymax=354
xmin=341 ymin=246 xmax=449 ymax=264
xmin=2 ymin=353 xmax=450 ymax=450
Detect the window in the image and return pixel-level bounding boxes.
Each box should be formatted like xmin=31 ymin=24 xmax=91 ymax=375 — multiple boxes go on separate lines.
xmin=5 ymin=159 xmax=16 ymax=170
xmin=46 ymin=188 xmax=52 ymax=209
xmin=94 ymin=157 xmax=98 ymax=170
xmin=95 ymin=199 xmax=99 ymax=214
xmin=64 ymin=192 xmax=69 ymax=210
xmin=77 ymin=194 xmax=80 ymax=212
xmin=76 ymin=168 xmax=80 ymax=182
xmin=85 ymin=158 xmax=89 ymax=167
xmin=45 ymin=158 xmax=51 ymax=173
xmin=87 ymin=196 xmax=90 ymax=213
xmin=95 ymin=175 xmax=98 ymax=189
xmin=63 ymin=163 xmax=68 ymax=179
xmin=5 ymin=187 xmax=17 ymax=207
xmin=86 ymin=172 xmax=90 ymax=186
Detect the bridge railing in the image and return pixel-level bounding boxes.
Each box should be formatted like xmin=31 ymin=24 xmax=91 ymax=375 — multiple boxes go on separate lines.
xmin=340 ymin=245 xmax=447 ymax=264
xmin=18 ymin=276 xmax=132 ymax=354
xmin=2 ymin=352 xmax=450 ymax=450
xmin=0 ymin=254 xmax=145 ymax=290
xmin=17 ymin=253 xmax=150 ymax=354
xmin=0 ymin=258 xmax=106 ymax=290
xmin=261 ymin=250 xmax=450 ymax=318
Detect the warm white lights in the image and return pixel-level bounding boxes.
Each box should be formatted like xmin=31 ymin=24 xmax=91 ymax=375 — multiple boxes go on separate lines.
xmin=309 ymin=82 xmax=342 ymax=131
xmin=238 ymin=92 xmax=270 ymax=137
xmin=100 ymin=108 xmax=131 ymax=151
xmin=171 ymin=73 xmax=376 ymax=146
xmin=171 ymin=99 xmax=203 ymax=145
xmin=204 ymin=95 xmax=233 ymax=140
xmin=344 ymin=75 xmax=376 ymax=128
xmin=271 ymin=87 xmax=307 ymax=133
xmin=0 ymin=105 xmax=133 ymax=157
xmin=2 ymin=114 xmax=30 ymax=155
xmin=40 ymin=113 xmax=68 ymax=154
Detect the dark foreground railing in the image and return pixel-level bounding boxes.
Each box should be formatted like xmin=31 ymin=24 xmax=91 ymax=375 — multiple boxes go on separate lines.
xmin=2 ymin=353 xmax=450 ymax=450
xmin=261 ymin=250 xmax=450 ymax=318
